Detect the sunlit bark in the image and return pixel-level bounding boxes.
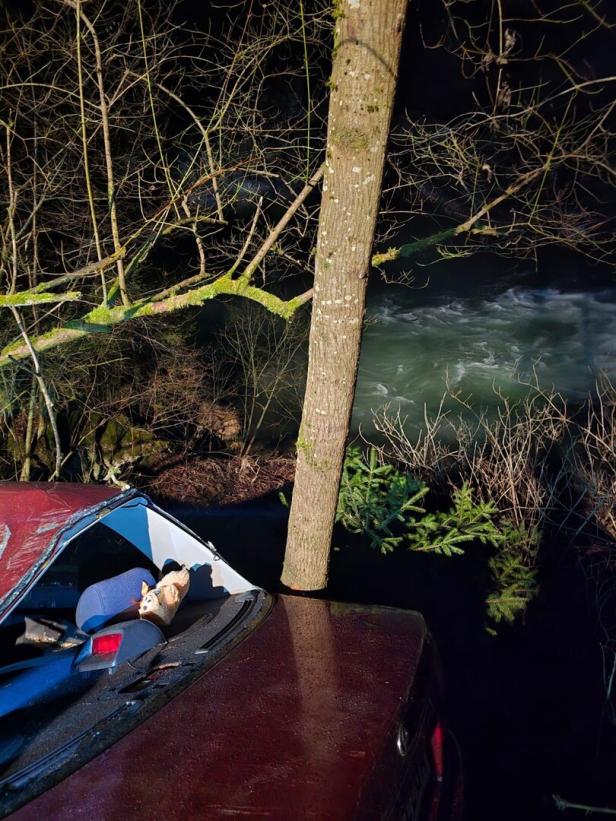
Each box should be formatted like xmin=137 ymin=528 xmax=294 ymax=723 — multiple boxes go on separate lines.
xmin=281 ymin=0 xmax=407 ymax=590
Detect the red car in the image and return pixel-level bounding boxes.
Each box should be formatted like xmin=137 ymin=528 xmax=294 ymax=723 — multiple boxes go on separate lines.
xmin=0 ymin=482 xmax=463 ymax=820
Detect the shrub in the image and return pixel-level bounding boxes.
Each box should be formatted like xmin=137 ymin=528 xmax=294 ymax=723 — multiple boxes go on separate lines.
xmin=486 ymin=526 xmax=539 ymax=626
xmin=336 ymin=446 xmax=427 ymax=553
xmin=337 ymin=446 xmax=538 ymax=625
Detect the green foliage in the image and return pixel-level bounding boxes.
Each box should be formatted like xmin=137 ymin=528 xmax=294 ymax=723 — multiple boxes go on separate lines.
xmin=337 ymin=446 xmax=539 ymax=627
xmin=406 ymin=484 xmax=507 ymax=557
xmin=486 ymin=523 xmax=539 ymax=627
xmin=337 ymin=447 xmax=506 ymax=556
xmin=336 ymin=446 xmax=427 ymax=552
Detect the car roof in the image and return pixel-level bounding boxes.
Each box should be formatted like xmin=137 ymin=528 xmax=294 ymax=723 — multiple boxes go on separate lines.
xmin=0 ymin=482 xmax=123 ymax=609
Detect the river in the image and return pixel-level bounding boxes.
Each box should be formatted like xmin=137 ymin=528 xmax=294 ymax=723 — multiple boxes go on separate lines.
xmin=352 ymin=259 xmax=616 ymax=435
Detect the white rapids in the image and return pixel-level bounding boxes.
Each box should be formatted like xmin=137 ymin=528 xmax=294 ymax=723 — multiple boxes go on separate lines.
xmin=353 ymin=281 xmax=616 ymax=434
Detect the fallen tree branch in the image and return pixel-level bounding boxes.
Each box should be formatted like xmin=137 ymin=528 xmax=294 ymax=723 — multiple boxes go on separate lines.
xmin=0 ymin=291 xmax=81 ymax=307
xmin=0 ymin=275 xmax=313 ymax=367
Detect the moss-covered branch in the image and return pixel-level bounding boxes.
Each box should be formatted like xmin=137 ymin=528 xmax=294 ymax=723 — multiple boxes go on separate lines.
xmin=371 ymin=163 xmax=549 ymax=267
xmin=371 ymin=228 xmax=457 ymax=266
xmin=0 ymin=291 xmax=81 ymax=307
xmin=1 ymin=159 xmax=552 ymax=369
xmin=0 ymin=275 xmax=312 ymax=368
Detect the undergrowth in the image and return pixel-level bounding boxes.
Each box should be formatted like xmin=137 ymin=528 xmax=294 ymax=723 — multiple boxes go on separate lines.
xmin=337 ymin=446 xmax=538 ymax=627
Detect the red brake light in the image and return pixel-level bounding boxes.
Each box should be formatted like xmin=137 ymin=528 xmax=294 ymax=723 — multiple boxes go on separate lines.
xmin=431 ymin=721 xmax=445 ymax=782
xmin=92 ymin=633 xmax=123 ymax=656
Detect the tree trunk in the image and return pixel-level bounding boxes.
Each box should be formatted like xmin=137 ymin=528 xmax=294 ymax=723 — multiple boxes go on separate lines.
xmin=281 ymin=0 xmax=407 ymax=590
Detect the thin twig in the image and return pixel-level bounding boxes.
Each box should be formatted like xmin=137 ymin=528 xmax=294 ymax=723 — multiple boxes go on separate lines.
xmin=9 ymin=307 xmax=62 ymax=480
xmin=240 ymin=163 xmax=324 ymax=282
xmin=73 ymin=1 xmax=105 ymax=299
xmin=67 ymin=0 xmax=128 ymax=305
xmin=553 ymin=794 xmax=616 ymax=815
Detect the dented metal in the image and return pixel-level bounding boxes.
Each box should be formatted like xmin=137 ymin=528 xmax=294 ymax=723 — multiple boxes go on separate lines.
xmin=0 ymin=484 xmax=136 ymax=623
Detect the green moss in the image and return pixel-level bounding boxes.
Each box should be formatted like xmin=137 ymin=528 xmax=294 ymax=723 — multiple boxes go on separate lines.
xmin=335 ymin=126 xmax=369 ymax=152
xmin=296 ymin=435 xmax=312 ymax=453
xmin=84 ymin=305 xmax=115 ymax=325
xmin=3 ymin=324 xmax=75 ymax=360
xmin=296 ymin=431 xmax=333 ymax=471
xmin=332 ymin=0 xmax=345 ymax=20
xmin=399 ymin=228 xmax=457 ymax=258
xmin=0 ymin=291 xmax=81 ymax=308
xmin=371 ymin=246 xmax=400 ymax=267
xmin=0 ymin=270 xmax=311 ymax=370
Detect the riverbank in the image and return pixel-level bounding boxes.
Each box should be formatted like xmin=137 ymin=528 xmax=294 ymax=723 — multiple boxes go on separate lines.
xmin=140 ymin=453 xmax=295 ymax=506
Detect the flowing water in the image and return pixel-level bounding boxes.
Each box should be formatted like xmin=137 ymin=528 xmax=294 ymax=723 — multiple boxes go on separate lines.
xmin=352 ymin=262 xmax=616 ymax=434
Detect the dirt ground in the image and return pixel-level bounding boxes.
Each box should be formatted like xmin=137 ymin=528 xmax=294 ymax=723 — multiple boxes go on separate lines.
xmin=140 ymin=454 xmax=295 ymax=506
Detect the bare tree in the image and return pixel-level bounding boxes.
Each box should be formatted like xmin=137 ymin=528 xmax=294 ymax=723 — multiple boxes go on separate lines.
xmin=0 ymin=0 xmax=330 ymax=371
xmin=383 ymin=0 xmax=615 ymax=269
xmin=0 ymin=0 xmax=331 ymax=477
xmin=281 ymin=0 xmax=408 ymax=590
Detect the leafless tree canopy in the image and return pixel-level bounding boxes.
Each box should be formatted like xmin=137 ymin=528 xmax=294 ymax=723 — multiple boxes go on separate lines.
xmin=385 ymin=0 xmax=615 ymax=267
xmin=1 ymin=1 xmax=613 ymax=355
xmin=0 ymin=0 xmax=330 ymax=360
xmin=0 ymin=0 xmax=331 ymax=477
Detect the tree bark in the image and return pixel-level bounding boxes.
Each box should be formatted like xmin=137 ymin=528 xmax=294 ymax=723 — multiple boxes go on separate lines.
xmin=281 ymin=0 xmax=407 ymax=590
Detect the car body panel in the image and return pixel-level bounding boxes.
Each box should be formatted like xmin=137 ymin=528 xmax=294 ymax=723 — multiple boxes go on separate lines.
xmin=9 ymin=595 xmax=428 ymax=821
xmin=0 ymin=483 xmax=123 ymax=620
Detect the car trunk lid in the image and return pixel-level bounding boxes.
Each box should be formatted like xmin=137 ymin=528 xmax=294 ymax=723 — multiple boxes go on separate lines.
xmin=8 ymin=596 xmax=430 ymax=821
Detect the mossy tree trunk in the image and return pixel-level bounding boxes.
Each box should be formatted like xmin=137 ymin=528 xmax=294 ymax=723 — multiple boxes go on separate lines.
xmin=281 ymin=0 xmax=407 ymax=590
